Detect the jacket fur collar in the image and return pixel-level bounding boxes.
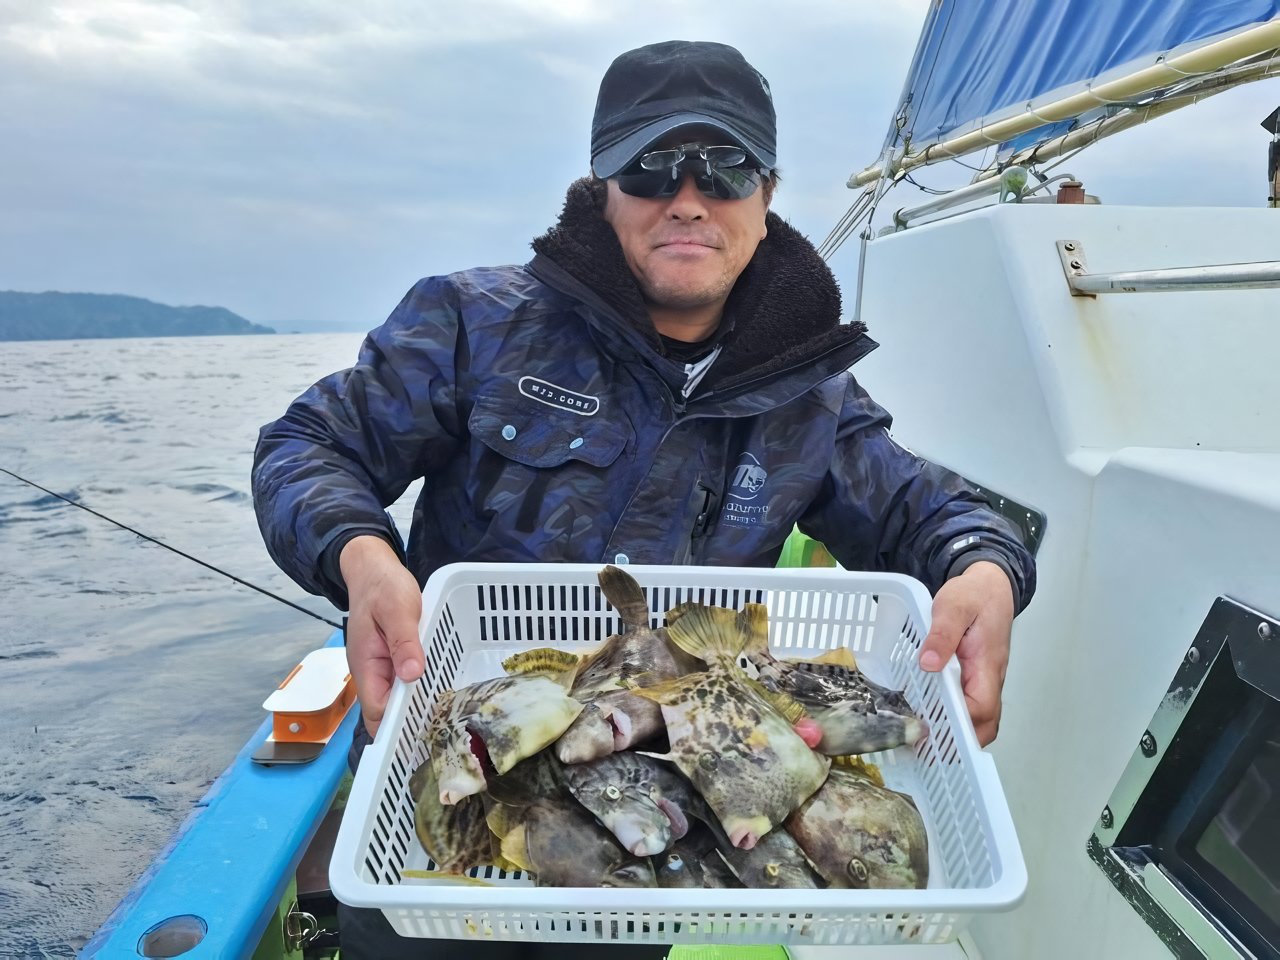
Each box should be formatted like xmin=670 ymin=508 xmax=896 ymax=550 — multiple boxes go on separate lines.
xmin=530 ymin=177 xmax=869 ymax=391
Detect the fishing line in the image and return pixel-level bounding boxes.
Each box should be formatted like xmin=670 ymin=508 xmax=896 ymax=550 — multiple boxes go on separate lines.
xmin=0 ymin=466 xmax=342 ymax=630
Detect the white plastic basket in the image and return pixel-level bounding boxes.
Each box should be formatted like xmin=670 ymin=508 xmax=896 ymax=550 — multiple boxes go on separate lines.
xmin=330 ymin=563 xmax=1026 ymax=947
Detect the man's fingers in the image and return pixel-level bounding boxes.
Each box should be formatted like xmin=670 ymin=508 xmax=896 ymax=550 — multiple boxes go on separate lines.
xmin=972 ymin=713 xmax=1000 ymax=748
xmin=919 ymin=589 xmax=976 ymax=672
xmin=345 ymin=613 xmax=395 ymax=735
xmin=962 ymin=666 xmax=1002 ymax=746
xmin=377 ymin=583 xmax=424 ymax=682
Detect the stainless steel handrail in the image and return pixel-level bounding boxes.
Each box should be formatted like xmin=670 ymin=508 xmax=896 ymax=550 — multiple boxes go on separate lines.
xmin=1057 ymin=241 xmax=1280 ymax=296
xmin=893 ymin=168 xmax=1075 ymax=229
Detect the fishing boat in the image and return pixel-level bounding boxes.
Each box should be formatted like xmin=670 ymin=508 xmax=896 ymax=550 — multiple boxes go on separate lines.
xmin=83 ymin=2 xmax=1280 ymax=957
xmin=828 ymin=3 xmax=1280 ymax=959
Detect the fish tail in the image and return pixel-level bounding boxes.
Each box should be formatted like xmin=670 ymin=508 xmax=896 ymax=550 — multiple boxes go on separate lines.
xmin=737 ymin=603 xmax=772 ymax=660
xmin=598 ymin=565 xmax=651 ymax=629
xmin=501 ymin=647 xmax=580 ymax=687
xmin=664 ymin=603 xmax=746 ymax=663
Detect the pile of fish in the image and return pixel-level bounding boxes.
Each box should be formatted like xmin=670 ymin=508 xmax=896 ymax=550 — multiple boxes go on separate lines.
xmin=409 ymin=566 xmax=930 ymax=890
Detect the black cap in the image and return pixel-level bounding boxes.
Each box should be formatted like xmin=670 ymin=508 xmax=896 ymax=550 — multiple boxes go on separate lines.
xmin=591 ymin=40 xmax=776 ymax=180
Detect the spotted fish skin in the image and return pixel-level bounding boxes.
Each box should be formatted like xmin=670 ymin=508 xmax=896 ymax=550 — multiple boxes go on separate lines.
xmin=555 ymin=565 xmax=681 ymax=763
xmin=716 ymin=827 xmax=825 ymax=889
xmin=641 ymin=604 xmax=830 ymax=850
xmin=654 ymin=822 xmax=736 ymax=889
xmin=423 ymin=672 xmax=582 ymax=804
xmin=560 ymin=751 xmax=696 ymax=856
xmin=408 ymin=761 xmax=493 ymax=874
xmin=486 ymin=752 xmax=657 ymax=888
xmin=745 ymin=625 xmax=928 ymax=756
xmin=786 ymin=766 xmax=929 ymax=890
xmin=524 ymin=801 xmax=657 ymax=888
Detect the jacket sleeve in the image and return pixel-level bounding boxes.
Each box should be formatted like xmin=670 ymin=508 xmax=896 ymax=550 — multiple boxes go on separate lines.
xmin=799 ymin=377 xmax=1036 ymax=612
xmin=251 ymin=278 xmax=465 ymax=608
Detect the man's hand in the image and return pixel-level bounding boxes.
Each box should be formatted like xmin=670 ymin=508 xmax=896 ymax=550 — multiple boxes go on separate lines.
xmin=917 ymin=560 xmax=1015 ymax=747
xmin=339 ymin=535 xmax=424 ymax=737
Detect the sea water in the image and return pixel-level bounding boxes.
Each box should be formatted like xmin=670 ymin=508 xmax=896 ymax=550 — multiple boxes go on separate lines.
xmin=0 ymin=333 xmax=406 ymax=957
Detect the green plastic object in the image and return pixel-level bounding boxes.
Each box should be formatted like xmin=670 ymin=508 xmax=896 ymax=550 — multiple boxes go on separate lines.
xmin=250 ymin=877 xmax=302 ymax=960
xmin=777 ymin=526 xmax=837 ymax=569
xmin=667 ymin=948 xmax=790 ymax=960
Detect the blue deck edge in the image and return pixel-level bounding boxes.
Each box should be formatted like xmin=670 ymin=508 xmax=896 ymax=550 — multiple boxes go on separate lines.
xmin=83 ymin=629 xmax=356 ymax=959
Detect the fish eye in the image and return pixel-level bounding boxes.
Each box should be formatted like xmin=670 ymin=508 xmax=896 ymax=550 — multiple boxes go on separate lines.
xmin=765 ymin=863 xmax=780 ymax=878
xmin=604 ymin=784 xmax=622 ymax=801
xmin=698 ymin=753 xmax=718 ymax=770
xmin=848 ymin=858 xmax=869 ymax=882
xmin=666 ymin=854 xmax=684 ymax=870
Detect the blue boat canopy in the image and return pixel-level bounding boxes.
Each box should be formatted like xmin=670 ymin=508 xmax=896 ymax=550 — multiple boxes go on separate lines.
xmin=852 ymin=0 xmax=1280 ymax=184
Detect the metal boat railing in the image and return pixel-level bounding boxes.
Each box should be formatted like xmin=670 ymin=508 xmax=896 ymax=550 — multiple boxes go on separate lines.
xmin=1056 ymin=241 xmax=1280 ymax=295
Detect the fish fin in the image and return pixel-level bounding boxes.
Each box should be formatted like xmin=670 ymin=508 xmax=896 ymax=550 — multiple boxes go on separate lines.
xmin=502 ymin=647 xmax=581 ymax=682
xmin=491 ymin=852 xmax=524 ymax=874
xmin=665 ymin=604 xmax=747 ymax=663
xmin=408 ymin=760 xmax=434 ymax=802
xmin=399 ymin=868 xmax=495 ymax=886
xmin=619 ymin=668 xmax=674 ymax=690
xmin=598 ymin=565 xmax=651 ymax=629
xmin=738 ymin=603 xmax=772 ymax=659
xmin=712 ymin=848 xmax=747 ymax=883
xmin=800 ymin=647 xmax=860 ymax=671
xmin=485 ymin=801 xmax=521 ymax=838
xmin=627 ymin=673 xmax=703 ymax=705
xmin=663 ymin=601 xmax=705 ymax=625
xmin=499 ymin=822 xmax=535 ymax=873
xmin=744 ymin=674 xmax=809 ymax=726
xmin=635 ymin=750 xmax=675 ymax=763
xmin=830 ymin=754 xmax=885 ymax=786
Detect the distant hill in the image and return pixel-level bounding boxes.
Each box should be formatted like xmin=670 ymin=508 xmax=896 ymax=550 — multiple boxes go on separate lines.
xmin=0 ymin=291 xmax=275 ymax=341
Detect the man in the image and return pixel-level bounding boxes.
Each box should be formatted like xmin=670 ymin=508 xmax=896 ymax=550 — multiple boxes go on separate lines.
xmin=253 ymin=40 xmax=1035 ymax=958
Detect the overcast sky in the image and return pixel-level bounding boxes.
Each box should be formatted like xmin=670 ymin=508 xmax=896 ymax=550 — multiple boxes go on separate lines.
xmin=2 ymin=1 xmax=1277 ymax=332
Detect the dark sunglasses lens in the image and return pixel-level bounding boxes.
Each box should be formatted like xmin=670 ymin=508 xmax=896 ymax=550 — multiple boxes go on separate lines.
xmin=615 ymin=164 xmax=762 ymax=200
xmin=704 ymin=166 xmax=762 ymax=200
xmin=615 ymin=168 xmax=681 ymax=198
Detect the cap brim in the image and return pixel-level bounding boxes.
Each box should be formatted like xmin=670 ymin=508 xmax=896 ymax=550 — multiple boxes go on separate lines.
xmin=591 ymin=113 xmax=775 ymax=179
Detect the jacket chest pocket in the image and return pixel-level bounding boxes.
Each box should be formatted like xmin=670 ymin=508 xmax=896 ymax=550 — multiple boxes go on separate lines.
xmin=468 ymin=394 xmax=629 ymax=470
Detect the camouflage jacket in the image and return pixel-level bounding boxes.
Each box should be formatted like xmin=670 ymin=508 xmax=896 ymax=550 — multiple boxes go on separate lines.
xmin=252 ymin=180 xmax=1036 ymax=611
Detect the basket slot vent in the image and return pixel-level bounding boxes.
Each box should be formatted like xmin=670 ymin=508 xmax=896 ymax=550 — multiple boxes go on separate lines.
xmin=387 ymin=906 xmax=969 ymax=944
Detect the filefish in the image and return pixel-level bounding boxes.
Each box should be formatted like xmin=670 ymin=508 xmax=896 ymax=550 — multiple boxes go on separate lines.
xmin=560 ymin=750 xmax=699 ymax=856
xmin=552 ymin=565 xmax=682 ymax=763
xmin=634 ymin=603 xmax=830 ymax=850
xmin=408 ymin=761 xmax=494 ymax=875
xmin=422 ymin=651 xmax=583 ymax=804
xmin=654 ymin=822 xmax=738 ymax=889
xmin=715 ymin=827 xmax=826 ymax=889
xmin=520 ymin=802 xmax=658 ymax=888
xmin=786 ymin=762 xmax=930 ymax=889
xmin=486 ymin=753 xmax=656 ymax=888
xmin=743 ymin=618 xmax=928 ymax=756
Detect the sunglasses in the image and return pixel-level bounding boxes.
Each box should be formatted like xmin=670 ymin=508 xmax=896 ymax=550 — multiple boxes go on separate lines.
xmin=614 ymin=143 xmax=766 ymax=200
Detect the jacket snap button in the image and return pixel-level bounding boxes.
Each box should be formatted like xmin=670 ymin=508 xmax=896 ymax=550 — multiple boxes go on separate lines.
xmin=501 ymin=424 xmax=517 ymax=440
xmin=614 ymin=553 xmax=630 ymax=565
xmin=569 ymin=438 xmax=584 ymax=449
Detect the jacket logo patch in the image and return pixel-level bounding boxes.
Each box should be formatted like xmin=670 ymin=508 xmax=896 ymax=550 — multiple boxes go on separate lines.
xmin=518 ymin=377 xmax=600 ymax=416
xmin=723 ymin=453 xmax=771 ymax=526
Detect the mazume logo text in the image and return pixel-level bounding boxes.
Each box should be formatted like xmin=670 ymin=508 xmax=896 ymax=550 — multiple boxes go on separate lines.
xmin=518 ymin=377 xmax=600 ymax=416
xmin=723 ymin=453 xmax=770 ymax=525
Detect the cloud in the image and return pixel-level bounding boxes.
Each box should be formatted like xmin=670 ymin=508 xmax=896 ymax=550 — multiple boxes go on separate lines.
xmin=1 ymin=0 xmax=1275 ymax=329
